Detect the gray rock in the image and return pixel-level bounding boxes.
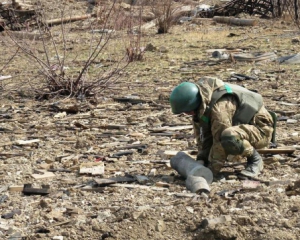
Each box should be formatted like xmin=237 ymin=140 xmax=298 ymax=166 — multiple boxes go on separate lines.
xmin=287 ymin=119 xmax=298 ymax=124
xmin=155 ymin=220 xmax=166 ymax=232
xmin=278 ymin=53 xmax=300 ymax=64
xmin=212 ymin=51 xmax=229 ymax=59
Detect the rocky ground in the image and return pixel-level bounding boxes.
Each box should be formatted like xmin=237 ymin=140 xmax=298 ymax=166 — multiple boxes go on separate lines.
xmin=0 ymin=0 xmax=300 ymax=240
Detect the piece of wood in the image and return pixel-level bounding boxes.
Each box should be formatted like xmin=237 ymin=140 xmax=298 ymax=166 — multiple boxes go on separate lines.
xmin=0 ymin=152 xmax=25 ymax=157
xmin=22 ymin=184 xmax=50 ymax=196
xmin=0 ymin=186 xmax=8 ymax=193
xmin=14 ymin=2 xmax=34 ymax=10
xmin=9 ymin=185 xmax=24 ymax=192
xmin=99 ymin=142 xmax=123 ymax=148
xmin=50 ymin=220 xmax=72 ymax=228
xmin=150 ymin=125 xmax=193 ymax=132
xmin=242 ymin=180 xmax=261 ymax=189
xmin=173 ymin=192 xmax=198 ymax=198
xmin=0 ymin=141 xmax=14 ymax=147
xmin=15 ymin=139 xmax=40 ymax=145
xmin=0 ymin=75 xmax=12 ymax=80
xmin=149 ymin=132 xmax=175 ymax=136
xmin=157 ymin=141 xmax=186 ymax=146
xmin=97 ymin=124 xmax=127 ymax=130
xmin=48 ymin=168 xmax=71 ymax=173
xmin=163 ymin=148 xmax=295 ymax=158
xmin=213 ymin=16 xmax=257 ymax=26
xmin=80 ymin=186 xmax=105 ymax=193
xmin=31 ymin=170 xmax=56 ymax=180
xmin=155 ymin=182 xmax=170 ymax=188
xmin=79 ymin=162 xmax=104 ymax=175
xmin=94 ymin=176 xmax=136 ymax=186
xmin=232 ymin=52 xmax=277 ymax=62
xmin=46 ymin=14 xmax=93 ymax=26
xmin=277 ymin=101 xmax=300 ymax=106
xmin=257 ymin=148 xmax=296 ymax=154
xmin=131 ymin=160 xmax=170 ymax=164
xmin=265 ymin=180 xmax=292 ymax=186
xmin=162 ymin=150 xmax=193 ymax=158
xmin=109 ymin=183 xmax=167 ymax=191
xmin=113 ymin=97 xmax=148 ymax=104
xmin=116 ymin=144 xmax=147 ymax=150
xmin=111 ymin=150 xmax=134 ymax=158
xmin=5 ymin=31 xmax=50 ymax=40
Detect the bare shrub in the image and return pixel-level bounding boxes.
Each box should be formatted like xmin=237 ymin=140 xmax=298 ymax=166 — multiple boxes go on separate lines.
xmin=149 ymin=0 xmax=194 ymax=34
xmin=2 ymin=0 xmax=144 ymax=99
xmin=124 ymin=6 xmax=146 ymax=62
xmin=150 ymin=0 xmax=177 ymax=34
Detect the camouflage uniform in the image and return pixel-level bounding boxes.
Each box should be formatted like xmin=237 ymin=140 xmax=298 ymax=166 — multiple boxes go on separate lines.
xmin=193 ymin=77 xmax=273 ymax=175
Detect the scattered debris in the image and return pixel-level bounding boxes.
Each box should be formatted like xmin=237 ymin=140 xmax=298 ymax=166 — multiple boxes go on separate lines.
xmin=46 ymin=14 xmax=94 ymax=26
xmin=242 ymin=180 xmax=261 ymax=189
xmin=278 ymin=53 xmax=300 ymax=64
xmin=229 ymin=73 xmax=258 ymax=81
xmin=22 ymin=184 xmax=50 ymax=196
xmin=286 ymin=180 xmax=300 ymax=196
xmin=135 ymin=175 xmax=150 ymax=184
xmin=94 ymin=175 xmax=136 ymax=186
xmin=231 ymin=52 xmax=278 ymax=63
xmin=111 ymin=150 xmax=134 ymax=158
xmin=109 ymin=183 xmax=167 ymax=191
xmin=0 ymin=75 xmax=12 ymax=80
xmin=200 ymin=215 xmax=232 ymax=228
xmin=258 ymin=147 xmax=296 ymax=155
xmin=1 ymin=209 xmax=21 ymax=219
xmin=213 ymin=16 xmax=257 ymax=26
xmin=79 ymin=162 xmax=105 ymax=175
xmin=31 ymin=169 xmax=56 ymax=180
xmin=0 ymin=194 xmax=8 ymax=203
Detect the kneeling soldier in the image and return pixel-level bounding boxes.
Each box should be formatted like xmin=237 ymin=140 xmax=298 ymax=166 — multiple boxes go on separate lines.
xmin=169 ymin=77 xmax=274 ymax=178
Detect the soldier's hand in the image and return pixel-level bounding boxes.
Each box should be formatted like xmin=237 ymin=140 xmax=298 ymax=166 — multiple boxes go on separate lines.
xmin=196 ymin=150 xmax=209 ymax=167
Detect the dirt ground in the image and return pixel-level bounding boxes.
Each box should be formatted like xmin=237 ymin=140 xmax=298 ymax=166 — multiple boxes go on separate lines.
xmin=0 ymin=1 xmax=300 ymax=240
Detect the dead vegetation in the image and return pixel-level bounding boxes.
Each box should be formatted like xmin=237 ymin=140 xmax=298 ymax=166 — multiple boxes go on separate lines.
xmin=150 ymin=0 xmax=178 ymax=34
xmin=1 ymin=0 xmax=145 ymax=99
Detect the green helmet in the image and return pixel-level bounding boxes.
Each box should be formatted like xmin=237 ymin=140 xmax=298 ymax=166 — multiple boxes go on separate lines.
xmin=170 ymin=82 xmax=201 ymax=114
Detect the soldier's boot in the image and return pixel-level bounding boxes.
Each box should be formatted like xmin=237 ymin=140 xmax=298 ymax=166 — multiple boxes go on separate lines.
xmin=240 ymin=149 xmax=263 ymax=178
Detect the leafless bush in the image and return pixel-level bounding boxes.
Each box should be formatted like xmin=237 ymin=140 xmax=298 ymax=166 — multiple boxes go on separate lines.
xmin=2 ymin=0 xmax=144 ymax=99
xmin=125 ymin=6 xmax=145 ymax=62
xmin=150 ymin=0 xmax=178 ymax=34
xmin=149 ymin=0 xmax=194 ymax=34
xmin=96 ymin=1 xmax=146 ymax=62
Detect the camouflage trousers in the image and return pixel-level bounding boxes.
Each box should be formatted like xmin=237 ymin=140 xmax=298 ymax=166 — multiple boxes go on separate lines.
xmin=207 ymin=95 xmax=273 ymax=175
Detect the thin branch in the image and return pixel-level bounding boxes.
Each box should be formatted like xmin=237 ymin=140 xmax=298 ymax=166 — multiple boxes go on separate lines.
xmin=0 ymin=46 xmax=20 ymax=74
xmin=75 ymin=0 xmax=118 ymax=85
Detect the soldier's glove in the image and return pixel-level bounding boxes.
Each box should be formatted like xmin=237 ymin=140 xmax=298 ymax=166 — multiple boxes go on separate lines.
xmin=196 ymin=150 xmax=210 ymax=167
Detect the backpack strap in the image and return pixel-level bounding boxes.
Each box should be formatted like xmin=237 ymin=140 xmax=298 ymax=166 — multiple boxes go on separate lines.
xmin=200 ymin=84 xmax=233 ymax=124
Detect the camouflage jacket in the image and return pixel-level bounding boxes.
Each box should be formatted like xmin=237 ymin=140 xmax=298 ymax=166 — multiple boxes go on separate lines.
xmin=192 ymin=77 xmax=231 ymax=159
